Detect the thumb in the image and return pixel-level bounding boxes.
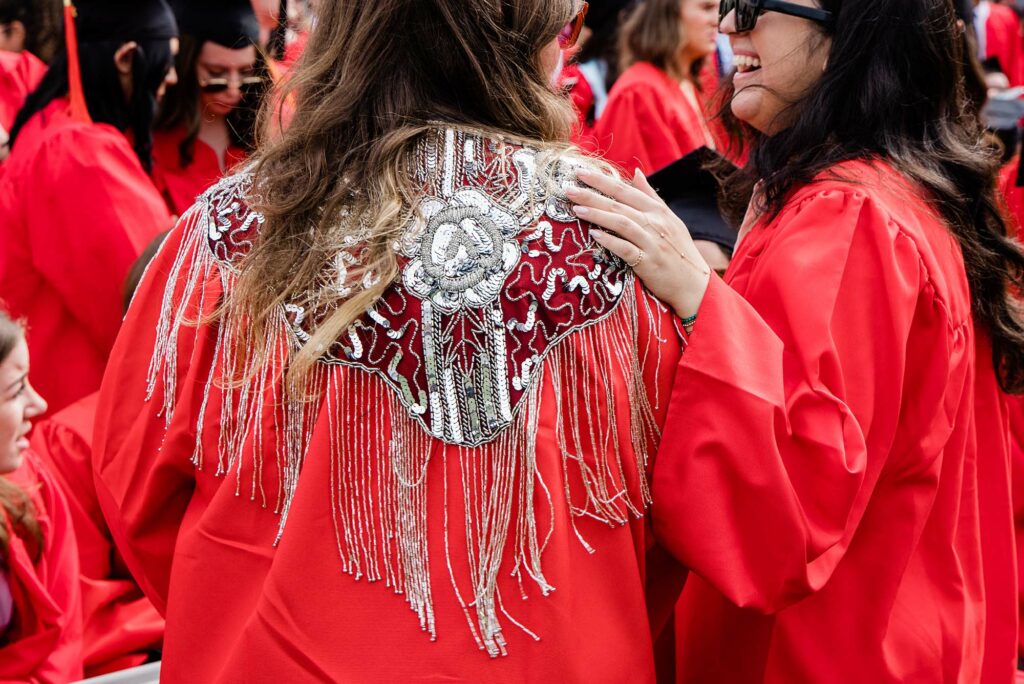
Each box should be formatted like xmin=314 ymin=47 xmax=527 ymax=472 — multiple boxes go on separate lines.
xmin=632 ymin=168 xmax=660 ymax=200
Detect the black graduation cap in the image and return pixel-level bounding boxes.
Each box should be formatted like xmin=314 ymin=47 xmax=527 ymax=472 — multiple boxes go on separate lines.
xmin=647 ymin=148 xmax=739 ymax=253
xmin=72 ymin=0 xmax=178 ymax=44
xmin=171 ymin=0 xmax=260 ymax=49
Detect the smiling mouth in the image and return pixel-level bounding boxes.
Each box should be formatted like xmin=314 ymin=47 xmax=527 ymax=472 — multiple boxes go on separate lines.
xmin=734 ymin=55 xmax=762 ymax=74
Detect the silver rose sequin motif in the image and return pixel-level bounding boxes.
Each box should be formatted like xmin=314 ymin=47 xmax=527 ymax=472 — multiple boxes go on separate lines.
xmin=403 ymin=189 xmax=521 ymax=314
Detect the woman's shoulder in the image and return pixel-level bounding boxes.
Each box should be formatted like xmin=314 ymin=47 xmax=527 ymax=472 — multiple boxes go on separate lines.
xmin=608 ymin=62 xmax=673 ymax=97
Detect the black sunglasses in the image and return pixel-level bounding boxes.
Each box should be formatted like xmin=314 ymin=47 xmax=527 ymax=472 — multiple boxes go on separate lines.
xmin=198 ymin=76 xmax=264 ymax=94
xmin=719 ymin=0 xmax=834 ymax=33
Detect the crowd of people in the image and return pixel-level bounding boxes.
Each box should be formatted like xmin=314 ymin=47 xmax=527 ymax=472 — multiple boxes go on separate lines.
xmin=0 ymin=0 xmax=1023 ymax=682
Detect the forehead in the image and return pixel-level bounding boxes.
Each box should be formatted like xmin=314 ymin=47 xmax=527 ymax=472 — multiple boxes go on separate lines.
xmin=198 ymin=41 xmax=257 ymax=69
xmin=0 ymin=338 xmax=27 ymax=385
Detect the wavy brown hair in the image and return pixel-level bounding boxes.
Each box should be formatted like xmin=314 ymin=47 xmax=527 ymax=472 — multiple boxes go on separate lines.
xmin=236 ymin=0 xmax=578 ymax=383
xmin=620 ymin=0 xmax=706 ymax=83
xmin=0 ymin=311 xmax=42 ymax=564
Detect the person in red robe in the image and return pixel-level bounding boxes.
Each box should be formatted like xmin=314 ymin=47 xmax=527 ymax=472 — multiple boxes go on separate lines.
xmin=0 ymin=48 xmax=43 ymax=161
xmin=0 ymin=0 xmax=62 ymax=62
xmin=559 ymin=0 xmax=629 ymax=148
xmin=152 ymin=0 xmax=266 ymax=215
xmin=0 ymin=0 xmax=178 ymax=416
xmin=28 ymin=234 xmax=168 ymax=678
xmin=92 ymin=1 xmax=699 ymax=680
xmin=0 ymin=309 xmax=83 ymax=682
xmin=592 ymin=0 xmax=722 ymax=175
xmin=975 ymin=0 xmax=1024 ymax=87
xmin=568 ymin=0 xmax=1024 ymax=679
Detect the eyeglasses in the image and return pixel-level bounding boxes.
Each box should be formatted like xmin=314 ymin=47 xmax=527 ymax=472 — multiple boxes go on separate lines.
xmin=719 ymin=0 xmax=834 ymax=33
xmin=198 ymin=75 xmax=264 ymax=94
xmin=557 ymin=1 xmax=589 ymax=49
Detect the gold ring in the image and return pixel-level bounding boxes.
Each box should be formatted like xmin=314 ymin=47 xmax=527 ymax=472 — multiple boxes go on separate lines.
xmin=628 ymin=249 xmax=646 ymax=269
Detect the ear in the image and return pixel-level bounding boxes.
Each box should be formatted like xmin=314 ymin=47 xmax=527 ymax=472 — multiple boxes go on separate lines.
xmin=114 ymin=41 xmax=139 ymax=76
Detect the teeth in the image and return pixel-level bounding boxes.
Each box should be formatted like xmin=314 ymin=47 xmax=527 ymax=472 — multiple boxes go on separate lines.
xmin=733 ymin=55 xmax=762 ymax=72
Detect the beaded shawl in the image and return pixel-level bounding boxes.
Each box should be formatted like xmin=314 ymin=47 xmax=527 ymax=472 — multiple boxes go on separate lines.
xmin=146 ymin=127 xmax=668 ymax=656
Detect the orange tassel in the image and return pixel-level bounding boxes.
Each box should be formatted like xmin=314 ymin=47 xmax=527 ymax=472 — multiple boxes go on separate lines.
xmin=63 ymin=0 xmax=91 ymax=123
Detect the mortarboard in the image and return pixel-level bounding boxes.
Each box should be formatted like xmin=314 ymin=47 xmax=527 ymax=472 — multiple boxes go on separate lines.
xmin=171 ymin=0 xmax=260 ymax=49
xmin=647 ymin=147 xmax=739 ymax=253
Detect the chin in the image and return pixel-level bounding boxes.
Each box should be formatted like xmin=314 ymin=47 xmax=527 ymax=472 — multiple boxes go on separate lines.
xmin=0 ymin=449 xmax=24 ymax=475
xmin=730 ymin=92 xmax=766 ymax=134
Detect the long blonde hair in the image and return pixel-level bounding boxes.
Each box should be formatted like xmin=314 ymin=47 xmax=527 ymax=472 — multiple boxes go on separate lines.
xmin=235 ymin=0 xmax=577 ymax=384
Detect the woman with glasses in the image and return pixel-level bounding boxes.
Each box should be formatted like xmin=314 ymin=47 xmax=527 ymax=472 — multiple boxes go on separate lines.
xmin=592 ymin=0 xmax=722 ymax=176
xmin=568 ymin=0 xmax=1024 ymax=680
xmin=93 ymin=1 xmax=695 ymax=680
xmin=152 ymin=0 xmax=267 ymax=215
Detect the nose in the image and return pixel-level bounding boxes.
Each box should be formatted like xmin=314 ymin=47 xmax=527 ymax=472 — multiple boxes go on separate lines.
xmin=720 ymin=8 xmax=737 ymax=34
xmin=166 ymin=65 xmax=179 ymax=87
xmin=24 ymin=381 xmax=47 ymax=419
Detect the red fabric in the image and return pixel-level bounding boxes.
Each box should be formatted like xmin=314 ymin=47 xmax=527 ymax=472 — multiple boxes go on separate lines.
xmin=592 ymin=62 xmax=716 ymax=176
xmin=93 ymin=178 xmax=689 ymax=680
xmin=151 ymin=127 xmax=248 ymax=216
xmin=30 ymin=393 xmax=163 ymax=677
xmin=0 ymin=453 xmax=84 ymax=683
xmin=654 ymin=160 xmax=1010 ymax=681
xmin=985 ymin=2 xmax=1024 ymax=87
xmin=1010 ymin=394 xmax=1024 ymax=658
xmin=0 ymin=50 xmax=45 ymax=133
xmin=1000 ymin=156 xmax=1024 ymax=239
xmin=0 ymin=98 xmax=173 ymax=415
xmin=561 ymin=61 xmax=598 ymax=149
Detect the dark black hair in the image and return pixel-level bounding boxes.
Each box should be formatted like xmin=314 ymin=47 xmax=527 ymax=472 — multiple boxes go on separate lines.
xmin=8 ymin=37 xmax=174 ymax=171
xmin=717 ymin=0 xmax=1024 ymax=393
xmin=0 ymin=0 xmax=61 ymax=62
xmin=153 ymin=33 xmax=268 ymax=168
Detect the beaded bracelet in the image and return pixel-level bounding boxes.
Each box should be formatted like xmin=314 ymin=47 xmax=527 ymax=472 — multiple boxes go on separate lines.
xmin=680 ymin=314 xmax=697 ymax=327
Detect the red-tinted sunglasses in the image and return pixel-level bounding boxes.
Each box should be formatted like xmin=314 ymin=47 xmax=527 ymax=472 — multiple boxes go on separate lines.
xmin=558 ymin=2 xmax=589 ymax=49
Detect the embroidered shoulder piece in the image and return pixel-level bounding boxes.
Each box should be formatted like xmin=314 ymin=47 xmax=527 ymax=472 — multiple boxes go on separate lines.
xmin=202 ymin=129 xmax=628 ymax=447
xmin=148 ymin=128 xmax=666 ymax=658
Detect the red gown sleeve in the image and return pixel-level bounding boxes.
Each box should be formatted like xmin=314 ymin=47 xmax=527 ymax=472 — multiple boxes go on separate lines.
xmin=652 ymin=188 xmax=960 ymax=612
xmin=23 ymin=126 xmax=172 ymax=358
xmin=594 ymin=83 xmax=688 ymax=176
xmin=31 ymin=395 xmax=163 ymax=676
xmin=0 ymin=455 xmax=84 ymax=683
xmin=92 ymin=211 xmax=214 ymax=615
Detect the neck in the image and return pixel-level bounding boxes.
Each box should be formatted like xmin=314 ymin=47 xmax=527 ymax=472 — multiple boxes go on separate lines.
xmin=198 ymin=113 xmax=231 ymax=169
xmin=676 ymin=54 xmax=697 ymax=82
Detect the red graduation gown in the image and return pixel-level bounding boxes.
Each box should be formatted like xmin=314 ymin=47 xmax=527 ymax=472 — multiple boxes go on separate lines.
xmin=984 ymin=1 xmax=1024 ymax=87
xmin=0 ymin=99 xmax=173 ymax=415
xmin=94 ymin=132 xmax=687 ymax=682
xmin=593 ymin=61 xmax=716 ymax=176
xmin=0 ymin=50 xmax=45 ymax=133
xmin=655 ymin=160 xmax=1007 ymax=682
xmin=0 ymin=453 xmax=84 ymax=683
xmin=30 ymin=393 xmax=164 ymax=677
xmin=151 ymin=127 xmax=248 ymax=216
xmin=561 ymin=61 xmax=598 ymax=149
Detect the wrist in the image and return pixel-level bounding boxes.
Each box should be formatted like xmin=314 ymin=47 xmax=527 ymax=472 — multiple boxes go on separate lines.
xmin=670 ymin=271 xmax=711 ymax=321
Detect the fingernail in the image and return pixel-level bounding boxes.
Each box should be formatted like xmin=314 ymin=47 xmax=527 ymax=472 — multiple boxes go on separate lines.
xmin=590 ymin=229 xmax=606 ymax=238
xmin=578 ymin=168 xmax=595 ymax=177
xmin=573 ymin=205 xmax=590 ymax=216
xmin=634 ymin=169 xmax=645 ymax=181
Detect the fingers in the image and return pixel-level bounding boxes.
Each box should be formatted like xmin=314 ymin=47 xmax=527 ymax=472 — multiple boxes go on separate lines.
xmin=632 ymin=169 xmax=662 ymax=202
xmin=590 ymin=229 xmax=642 ymax=265
xmin=576 ymin=168 xmax=662 ymax=213
xmin=565 ymin=185 xmax=647 ymax=228
xmin=572 ymin=204 xmax=652 ymax=247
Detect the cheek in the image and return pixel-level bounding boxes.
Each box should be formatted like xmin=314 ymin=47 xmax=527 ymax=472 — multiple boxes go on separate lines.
xmin=0 ymin=403 xmax=19 ymax=445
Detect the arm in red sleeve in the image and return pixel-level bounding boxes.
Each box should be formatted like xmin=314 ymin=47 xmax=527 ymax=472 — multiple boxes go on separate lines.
xmin=652 ymin=188 xmax=958 ymax=612
xmin=24 ymin=126 xmax=172 ymax=356
xmin=0 ymin=455 xmax=84 ymax=683
xmin=92 ymin=206 xmax=217 ymax=614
